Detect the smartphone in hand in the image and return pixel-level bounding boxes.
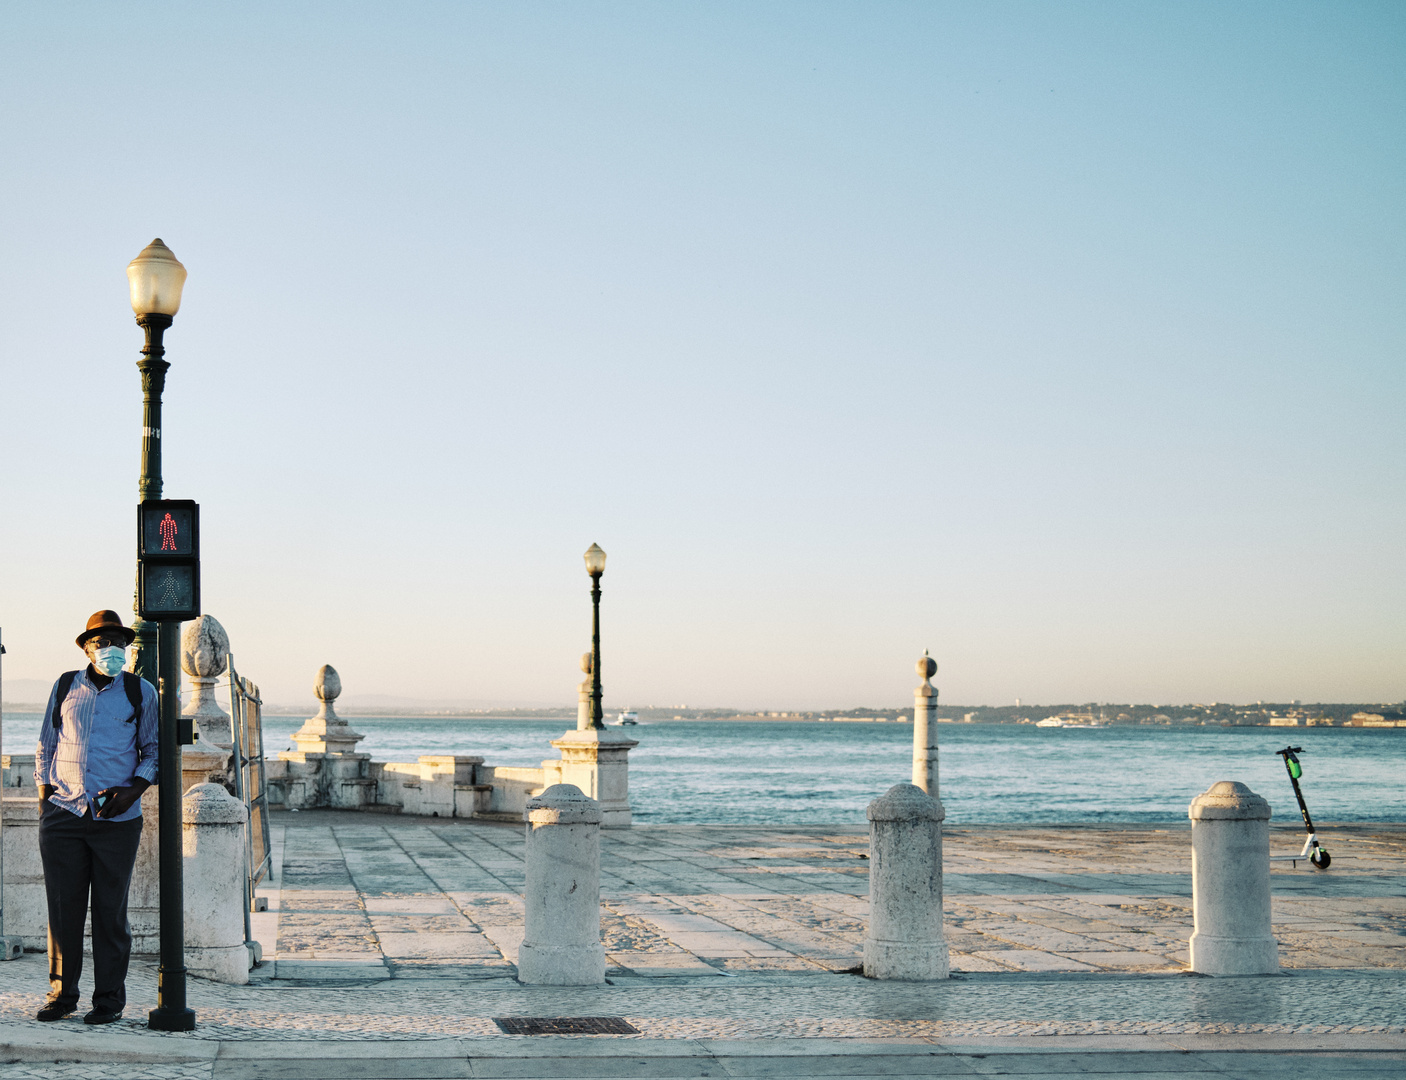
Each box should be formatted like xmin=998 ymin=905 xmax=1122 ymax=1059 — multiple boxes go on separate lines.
xmin=94 ymin=791 xmax=113 ymax=814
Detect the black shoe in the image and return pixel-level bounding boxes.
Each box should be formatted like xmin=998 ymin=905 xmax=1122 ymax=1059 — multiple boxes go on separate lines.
xmin=35 ymin=1001 xmax=76 ymax=1022
xmin=83 ymin=1008 xmax=123 ymax=1025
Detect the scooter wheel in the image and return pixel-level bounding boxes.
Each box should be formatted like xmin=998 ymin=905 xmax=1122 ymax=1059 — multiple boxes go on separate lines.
xmin=1310 ymin=849 xmax=1331 ymax=870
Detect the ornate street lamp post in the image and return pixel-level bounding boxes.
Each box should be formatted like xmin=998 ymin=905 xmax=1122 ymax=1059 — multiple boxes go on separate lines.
xmin=584 ymin=544 xmax=607 ymax=730
xmin=127 ymin=239 xmax=186 ymax=685
xmin=126 ymin=239 xmax=195 ymax=1032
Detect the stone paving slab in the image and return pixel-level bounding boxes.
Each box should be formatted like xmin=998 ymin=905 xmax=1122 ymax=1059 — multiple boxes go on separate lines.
xmin=0 ymin=817 xmax=1401 ymax=1077
xmin=248 ymin=815 xmax=1406 ymax=982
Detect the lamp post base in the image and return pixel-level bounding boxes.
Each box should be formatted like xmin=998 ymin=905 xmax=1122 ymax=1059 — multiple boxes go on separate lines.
xmin=148 ymin=1005 xmax=196 ymax=1031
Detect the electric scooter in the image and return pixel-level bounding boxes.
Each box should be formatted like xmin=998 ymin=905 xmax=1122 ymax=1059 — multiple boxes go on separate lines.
xmin=1270 ymin=746 xmax=1331 ymax=869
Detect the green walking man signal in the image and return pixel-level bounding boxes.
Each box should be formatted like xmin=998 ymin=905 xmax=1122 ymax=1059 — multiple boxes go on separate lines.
xmin=138 ymin=499 xmax=200 ymax=623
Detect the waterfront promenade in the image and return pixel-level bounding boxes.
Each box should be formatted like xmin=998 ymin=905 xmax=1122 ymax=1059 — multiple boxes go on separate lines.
xmin=0 ymin=815 xmax=1401 ymax=1077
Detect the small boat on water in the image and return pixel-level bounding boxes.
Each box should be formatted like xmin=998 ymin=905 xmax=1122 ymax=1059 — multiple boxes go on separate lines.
xmin=614 ymin=710 xmax=639 ymax=726
xmin=1036 ymin=717 xmax=1064 ymax=728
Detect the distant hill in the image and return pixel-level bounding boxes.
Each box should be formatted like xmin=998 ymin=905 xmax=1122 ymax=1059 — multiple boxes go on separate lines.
xmin=1 ymin=679 xmax=53 ymax=709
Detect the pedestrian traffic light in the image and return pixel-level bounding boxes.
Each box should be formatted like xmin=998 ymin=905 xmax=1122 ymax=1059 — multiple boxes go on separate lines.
xmin=138 ymin=500 xmax=200 ymax=621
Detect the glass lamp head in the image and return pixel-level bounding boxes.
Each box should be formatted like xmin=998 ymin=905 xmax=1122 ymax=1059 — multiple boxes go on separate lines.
xmin=583 ymin=543 xmax=607 ymax=577
xmin=127 ymin=238 xmax=187 ymax=317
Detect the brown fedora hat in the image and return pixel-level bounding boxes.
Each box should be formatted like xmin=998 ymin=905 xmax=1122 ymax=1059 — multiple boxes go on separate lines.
xmin=76 ymin=610 xmax=136 ymax=648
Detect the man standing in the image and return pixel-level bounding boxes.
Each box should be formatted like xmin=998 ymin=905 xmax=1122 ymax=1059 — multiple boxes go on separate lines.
xmin=33 ymin=610 xmax=158 ymax=1024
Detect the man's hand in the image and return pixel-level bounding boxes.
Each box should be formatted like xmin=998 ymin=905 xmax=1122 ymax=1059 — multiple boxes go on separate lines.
xmin=95 ymin=781 xmax=148 ymax=819
xmin=39 ymin=784 xmax=54 ymax=814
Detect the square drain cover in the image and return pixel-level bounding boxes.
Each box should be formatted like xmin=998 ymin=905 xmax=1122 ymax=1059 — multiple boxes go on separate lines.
xmin=494 ymin=1016 xmax=639 ymax=1035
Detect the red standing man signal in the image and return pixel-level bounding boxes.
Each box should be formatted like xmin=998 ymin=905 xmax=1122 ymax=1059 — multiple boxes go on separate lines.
xmin=159 ymin=512 xmax=178 ymax=551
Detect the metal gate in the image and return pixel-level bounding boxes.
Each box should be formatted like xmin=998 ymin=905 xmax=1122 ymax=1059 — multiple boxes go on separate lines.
xmin=227 ymin=656 xmax=271 ymax=916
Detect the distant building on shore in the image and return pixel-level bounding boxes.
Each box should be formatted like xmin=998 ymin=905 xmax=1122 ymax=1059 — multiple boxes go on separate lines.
xmin=1350 ymin=711 xmax=1406 ymax=728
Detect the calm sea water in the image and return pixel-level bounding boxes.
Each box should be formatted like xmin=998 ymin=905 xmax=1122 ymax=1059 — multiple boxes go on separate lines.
xmin=4 ymin=712 xmax=1402 ymax=825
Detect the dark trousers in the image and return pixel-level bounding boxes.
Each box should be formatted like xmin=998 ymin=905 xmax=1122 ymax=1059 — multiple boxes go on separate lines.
xmin=38 ymin=806 xmax=143 ymax=1011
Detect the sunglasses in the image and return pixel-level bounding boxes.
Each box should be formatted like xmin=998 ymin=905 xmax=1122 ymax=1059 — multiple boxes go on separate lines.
xmin=87 ymin=636 xmax=127 ymax=649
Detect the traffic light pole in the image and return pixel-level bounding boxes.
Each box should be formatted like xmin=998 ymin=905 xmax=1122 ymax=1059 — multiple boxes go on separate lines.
xmin=131 ymin=313 xmax=171 ymax=686
xmin=148 ymin=620 xmax=194 ymax=1031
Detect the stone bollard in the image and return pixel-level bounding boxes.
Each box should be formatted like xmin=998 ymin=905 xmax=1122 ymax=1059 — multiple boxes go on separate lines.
xmin=1188 ymin=781 xmax=1279 ymax=976
xmin=517 ymin=784 xmax=605 ymax=985
xmin=864 ymin=782 xmax=948 ymax=980
xmin=912 ymin=651 xmax=939 ymax=795
xmin=182 ymin=783 xmax=251 ymax=984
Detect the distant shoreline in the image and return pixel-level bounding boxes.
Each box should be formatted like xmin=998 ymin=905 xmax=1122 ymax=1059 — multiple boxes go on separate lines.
xmin=3 ymin=703 xmax=1400 ymax=731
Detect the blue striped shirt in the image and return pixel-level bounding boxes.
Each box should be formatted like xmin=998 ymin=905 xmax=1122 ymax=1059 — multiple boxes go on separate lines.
xmin=34 ymin=668 xmax=159 ymax=821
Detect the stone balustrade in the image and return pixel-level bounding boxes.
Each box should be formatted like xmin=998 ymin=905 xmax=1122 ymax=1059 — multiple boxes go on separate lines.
xmin=265 ymin=657 xmax=635 ymax=826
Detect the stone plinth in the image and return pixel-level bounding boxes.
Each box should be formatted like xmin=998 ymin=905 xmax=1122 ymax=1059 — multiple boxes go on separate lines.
xmin=912 ymin=652 xmax=939 ymax=796
xmin=517 ymin=784 xmax=605 ymax=985
xmin=277 ymin=664 xmax=374 ymax=809
xmin=549 ymin=727 xmax=637 ymax=828
xmin=864 ymin=782 xmax=948 ymax=980
xmin=0 ymin=797 xmax=44 ymax=949
xmin=182 ymin=747 xmax=233 ymax=792
xmin=182 ymin=782 xmax=250 ymax=983
xmin=181 ymin=614 xmax=232 ymax=749
xmin=288 ymin=664 xmax=364 ymax=755
xmin=1188 ymin=780 xmax=1279 ymax=976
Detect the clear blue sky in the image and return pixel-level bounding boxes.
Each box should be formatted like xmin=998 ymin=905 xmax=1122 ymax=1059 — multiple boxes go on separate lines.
xmin=1 ymin=2 xmax=1402 ymax=709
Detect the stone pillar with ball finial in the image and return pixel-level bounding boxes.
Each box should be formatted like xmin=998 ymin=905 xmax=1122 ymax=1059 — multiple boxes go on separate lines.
xmin=181 ymin=615 xmax=233 ymax=748
xmin=577 ymin=652 xmax=594 ymax=731
xmin=178 ymin=614 xmax=237 ymax=790
xmin=278 ymin=665 xmax=374 ymax=808
xmin=912 ymin=651 xmax=939 ymax=797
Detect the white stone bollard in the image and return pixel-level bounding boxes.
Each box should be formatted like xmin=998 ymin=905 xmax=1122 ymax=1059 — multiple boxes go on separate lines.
xmin=864 ymin=782 xmax=948 ymax=980
xmin=1188 ymin=781 xmax=1279 ymax=976
xmin=912 ymin=651 xmax=939 ymax=795
xmin=182 ymin=782 xmax=251 ymax=984
xmin=517 ymin=784 xmax=605 ymax=985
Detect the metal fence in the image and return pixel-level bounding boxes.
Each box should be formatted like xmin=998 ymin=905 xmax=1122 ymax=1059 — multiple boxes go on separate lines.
xmin=227 ymin=656 xmax=271 ymax=919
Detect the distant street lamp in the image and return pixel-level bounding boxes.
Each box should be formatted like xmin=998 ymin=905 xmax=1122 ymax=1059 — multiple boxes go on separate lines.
xmin=584 ymin=544 xmax=607 ymax=730
xmin=126 ymin=239 xmax=195 ymax=1033
xmin=126 ymin=239 xmax=187 ymax=685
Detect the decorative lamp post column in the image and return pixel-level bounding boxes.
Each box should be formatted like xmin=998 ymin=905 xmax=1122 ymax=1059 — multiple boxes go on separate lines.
xmin=127 ymin=239 xmax=195 ymax=1032
xmin=583 ymin=544 xmax=606 ymax=730
xmin=126 ymin=239 xmax=187 ymax=685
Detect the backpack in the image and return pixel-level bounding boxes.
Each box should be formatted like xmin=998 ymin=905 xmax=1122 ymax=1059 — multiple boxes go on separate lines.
xmin=53 ymin=670 xmax=144 ymax=728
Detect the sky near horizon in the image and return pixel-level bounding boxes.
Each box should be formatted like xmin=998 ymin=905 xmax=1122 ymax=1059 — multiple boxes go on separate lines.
xmin=0 ymin=2 xmax=1402 ymax=710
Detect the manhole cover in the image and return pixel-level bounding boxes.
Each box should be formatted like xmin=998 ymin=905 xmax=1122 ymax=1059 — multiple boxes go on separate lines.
xmin=494 ymin=1016 xmax=639 ymax=1035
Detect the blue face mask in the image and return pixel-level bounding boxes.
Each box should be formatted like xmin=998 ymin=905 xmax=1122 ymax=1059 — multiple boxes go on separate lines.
xmin=93 ymin=646 xmax=126 ymax=677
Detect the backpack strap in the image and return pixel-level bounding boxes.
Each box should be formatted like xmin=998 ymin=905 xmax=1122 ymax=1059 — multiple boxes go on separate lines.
xmin=121 ymin=671 xmax=144 ymax=723
xmin=52 ymin=671 xmax=79 ymax=729
xmin=52 ymin=670 xmax=146 ymax=728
